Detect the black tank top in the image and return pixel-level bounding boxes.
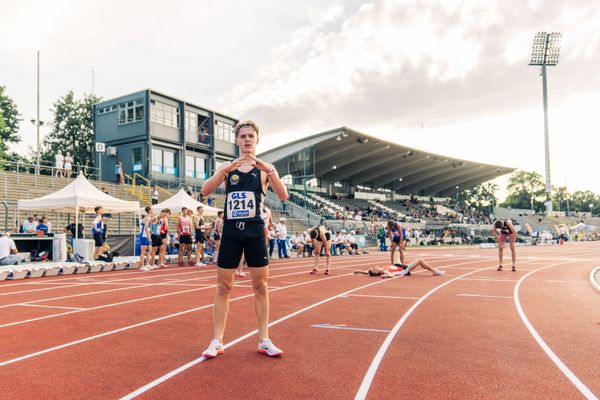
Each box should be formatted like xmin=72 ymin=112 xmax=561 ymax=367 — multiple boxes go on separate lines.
xmin=498 ymin=220 xmax=512 ymax=234
xmin=313 ymin=226 xmax=331 ymax=242
xmin=224 ymin=167 xmax=265 ymax=224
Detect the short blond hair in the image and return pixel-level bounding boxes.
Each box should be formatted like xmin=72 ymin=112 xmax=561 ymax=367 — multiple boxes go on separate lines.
xmin=234 ymin=120 xmax=260 ymax=137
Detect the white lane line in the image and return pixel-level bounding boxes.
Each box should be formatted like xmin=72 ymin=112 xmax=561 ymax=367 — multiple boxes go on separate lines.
xmin=0 ymin=262 xmax=371 ymax=329
xmin=16 ymin=303 xmax=88 ymax=311
xmin=119 ymin=273 xmax=404 ymax=400
xmin=342 ymin=294 xmax=420 ymax=300
xmin=514 ymin=264 xmax=598 ymax=400
xmin=354 ymin=264 xmax=496 ymax=400
xmin=456 ymin=294 xmax=513 ymax=299
xmin=0 ymin=260 xmax=347 ymax=310
xmin=459 ymin=278 xmax=518 ymax=282
xmin=0 ymin=272 xmax=354 ymax=368
xmin=311 ymin=324 xmax=391 ymax=333
xmin=0 ymin=275 xmax=212 ymax=310
xmin=589 ymin=267 xmax=600 ymax=294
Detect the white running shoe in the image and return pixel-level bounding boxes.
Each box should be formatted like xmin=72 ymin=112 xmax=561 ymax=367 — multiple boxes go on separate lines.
xmin=433 ymin=270 xmax=446 ymax=276
xmin=258 ymin=339 xmax=283 ymax=357
xmin=195 ymin=262 xmax=207 ymax=267
xmin=202 ymin=339 xmax=224 ymax=358
xmin=140 ymin=266 xmax=150 ymax=272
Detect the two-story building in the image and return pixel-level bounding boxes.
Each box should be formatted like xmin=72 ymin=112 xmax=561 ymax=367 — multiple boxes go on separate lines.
xmin=93 ymin=89 xmax=238 ymax=186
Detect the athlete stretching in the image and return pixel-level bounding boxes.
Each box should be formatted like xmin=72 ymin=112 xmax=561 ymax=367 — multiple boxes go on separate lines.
xmin=201 ymin=120 xmax=288 ymax=358
xmin=492 ymin=219 xmax=517 ymax=271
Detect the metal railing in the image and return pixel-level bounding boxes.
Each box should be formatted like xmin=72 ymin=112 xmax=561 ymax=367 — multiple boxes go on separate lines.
xmin=0 ymin=159 xmax=100 ymax=182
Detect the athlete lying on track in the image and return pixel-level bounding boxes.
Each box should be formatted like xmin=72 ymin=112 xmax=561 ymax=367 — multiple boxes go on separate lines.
xmin=354 ymin=258 xmax=445 ymax=279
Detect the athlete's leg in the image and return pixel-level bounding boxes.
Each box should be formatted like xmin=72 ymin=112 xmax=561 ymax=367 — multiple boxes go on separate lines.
xmin=408 ymin=258 xmax=443 ymax=275
xmin=311 ymin=240 xmax=323 ymax=272
xmin=213 ymin=267 xmax=236 ymax=342
xmin=140 ymin=245 xmax=146 ymax=266
xmin=509 ymin=237 xmax=517 ymax=270
xmin=390 ymin=242 xmax=397 ymax=264
xmin=250 ymin=266 xmax=270 ymax=340
xmin=324 ymin=240 xmax=331 ymax=273
xmin=497 ymin=239 xmax=504 ymax=269
xmin=159 ymin=242 xmax=166 ymax=266
xmin=400 ymin=241 xmax=406 ymax=264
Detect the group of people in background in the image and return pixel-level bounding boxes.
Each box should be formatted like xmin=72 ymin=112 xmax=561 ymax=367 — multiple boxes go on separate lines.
xmin=54 ymin=150 xmax=74 ymax=178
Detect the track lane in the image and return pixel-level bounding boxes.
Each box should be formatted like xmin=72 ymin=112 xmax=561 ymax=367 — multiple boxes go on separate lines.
xmin=358 ymin=258 xmax=589 ymax=399
xmin=516 ymin=259 xmax=600 ymax=398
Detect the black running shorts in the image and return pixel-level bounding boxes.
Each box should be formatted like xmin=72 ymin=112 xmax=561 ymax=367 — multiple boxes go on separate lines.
xmin=151 ymin=234 xmax=162 ymax=248
xmin=218 ymin=221 xmax=268 ymax=269
xmin=93 ymin=232 xmax=104 ymax=247
xmin=195 ymin=230 xmax=205 ymax=244
xmin=179 ymin=234 xmax=192 ymax=245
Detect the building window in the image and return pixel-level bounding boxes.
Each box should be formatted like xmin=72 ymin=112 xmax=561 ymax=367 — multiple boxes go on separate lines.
xmin=163 ymin=151 xmax=176 ymax=175
xmin=185 ymin=155 xmax=207 ymax=179
xmin=151 ymin=100 xmax=179 ymax=128
xmin=118 ymin=99 xmax=144 ymax=125
xmin=97 ymin=105 xmax=117 ymax=115
xmin=214 ymin=121 xmax=235 ymax=143
xmin=152 ymin=148 xmax=162 ymax=173
xmin=132 ymin=148 xmax=142 ymax=172
xmin=185 ymin=111 xmax=198 ymax=134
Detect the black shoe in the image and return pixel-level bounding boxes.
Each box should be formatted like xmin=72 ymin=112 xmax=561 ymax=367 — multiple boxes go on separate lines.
xmin=284 ymin=256 xmax=290 ymax=258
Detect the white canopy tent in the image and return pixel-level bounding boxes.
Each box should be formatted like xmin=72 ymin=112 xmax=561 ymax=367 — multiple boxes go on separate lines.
xmin=144 ymin=188 xmax=220 ymax=216
xmin=18 ymin=173 xmax=140 ymax=238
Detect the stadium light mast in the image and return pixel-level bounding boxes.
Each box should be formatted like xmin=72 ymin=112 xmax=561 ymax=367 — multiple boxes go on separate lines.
xmin=529 ymin=32 xmax=562 ymax=214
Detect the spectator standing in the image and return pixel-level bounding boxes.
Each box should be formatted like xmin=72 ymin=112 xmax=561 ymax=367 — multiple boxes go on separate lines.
xmin=276 ymin=217 xmax=289 ymax=258
xmin=92 ymin=206 xmax=105 ymax=260
xmin=63 ymin=152 xmax=73 ymax=177
xmin=151 ymin=185 xmax=159 ymax=205
xmin=54 ymin=150 xmax=64 ymax=177
xmin=115 ymin=161 xmax=124 ymax=184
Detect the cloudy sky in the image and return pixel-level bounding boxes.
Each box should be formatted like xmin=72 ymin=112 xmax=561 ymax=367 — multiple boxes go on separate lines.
xmin=2 ymin=0 xmax=600 ymax=199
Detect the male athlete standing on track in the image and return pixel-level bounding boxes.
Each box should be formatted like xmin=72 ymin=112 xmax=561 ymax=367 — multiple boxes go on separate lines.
xmin=492 ymin=218 xmax=517 ymax=271
xmin=201 ymin=120 xmax=288 ymax=358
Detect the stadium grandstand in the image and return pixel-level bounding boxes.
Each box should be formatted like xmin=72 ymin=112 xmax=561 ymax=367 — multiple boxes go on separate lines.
xmin=258 ymin=126 xmax=515 ymax=245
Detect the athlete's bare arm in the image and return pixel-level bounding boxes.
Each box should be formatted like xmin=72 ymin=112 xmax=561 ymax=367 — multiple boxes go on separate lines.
xmin=200 ymin=155 xmax=249 ymax=196
xmin=247 ymin=155 xmax=288 ymax=202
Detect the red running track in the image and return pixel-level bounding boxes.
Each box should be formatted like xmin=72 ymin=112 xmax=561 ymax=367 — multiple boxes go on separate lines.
xmin=0 ymin=243 xmax=598 ymax=399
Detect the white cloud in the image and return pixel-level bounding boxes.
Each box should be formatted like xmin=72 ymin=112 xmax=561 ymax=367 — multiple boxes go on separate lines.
xmin=222 ymin=0 xmax=600 ymax=195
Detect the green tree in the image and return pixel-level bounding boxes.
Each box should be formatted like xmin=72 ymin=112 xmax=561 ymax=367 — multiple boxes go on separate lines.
xmin=40 ymin=91 xmax=102 ymax=175
xmin=501 ymin=170 xmax=545 ymax=211
xmin=570 ymin=190 xmax=600 ymax=216
xmin=552 ymin=186 xmax=570 ymax=212
xmin=0 ymin=85 xmax=22 ymax=154
xmin=455 ymin=182 xmax=498 ymax=213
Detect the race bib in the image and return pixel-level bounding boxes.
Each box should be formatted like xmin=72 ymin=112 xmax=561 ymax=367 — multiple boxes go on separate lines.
xmin=182 ymin=225 xmax=190 ymax=234
xmin=227 ymin=191 xmax=256 ymax=219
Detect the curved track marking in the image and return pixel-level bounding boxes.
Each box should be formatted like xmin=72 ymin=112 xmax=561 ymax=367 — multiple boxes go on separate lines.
xmin=354 ymin=259 xmax=568 ymax=400
xmin=119 ymin=273 xmax=405 ymax=400
xmin=354 ymin=264 xmax=496 ymax=399
xmin=589 ymin=267 xmax=600 ymax=294
xmin=514 ymin=264 xmax=599 ymax=400
xmin=121 ymin=257 xmax=510 ymax=399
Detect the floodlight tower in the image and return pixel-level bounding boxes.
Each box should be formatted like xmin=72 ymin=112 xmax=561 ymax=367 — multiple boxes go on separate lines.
xmin=529 ymin=32 xmax=562 ymax=214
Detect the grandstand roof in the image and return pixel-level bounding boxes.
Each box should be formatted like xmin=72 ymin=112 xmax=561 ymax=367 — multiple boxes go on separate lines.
xmin=258 ymin=127 xmax=515 ymax=196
